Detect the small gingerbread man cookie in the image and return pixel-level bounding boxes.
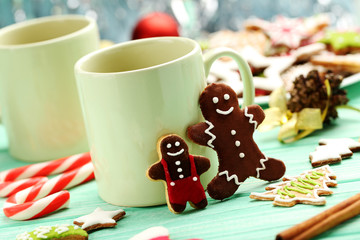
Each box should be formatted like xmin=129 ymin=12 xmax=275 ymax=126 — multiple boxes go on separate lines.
xmin=147 ymin=134 xmax=210 ymax=214
xmin=187 ymin=83 xmax=286 ymax=200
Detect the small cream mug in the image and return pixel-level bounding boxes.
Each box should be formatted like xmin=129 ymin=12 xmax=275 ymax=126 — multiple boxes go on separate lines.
xmin=0 ymin=15 xmax=99 ymax=162
xmin=75 ymin=37 xmax=254 ymax=206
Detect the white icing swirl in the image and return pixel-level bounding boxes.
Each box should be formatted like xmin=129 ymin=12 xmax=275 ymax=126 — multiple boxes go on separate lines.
xmin=216 ymin=107 xmax=234 ymax=115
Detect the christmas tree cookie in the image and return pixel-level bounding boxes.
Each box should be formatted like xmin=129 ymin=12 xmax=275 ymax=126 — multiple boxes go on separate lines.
xmin=319 ymin=31 xmax=360 ymax=54
xmin=250 ymin=165 xmax=337 ymax=207
xmin=16 ymin=224 xmax=88 ymax=240
xmin=310 ymin=138 xmax=360 ymax=167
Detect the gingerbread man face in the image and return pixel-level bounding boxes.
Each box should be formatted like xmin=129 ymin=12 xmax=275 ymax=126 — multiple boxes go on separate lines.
xmin=159 ymin=135 xmax=189 ymax=161
xmin=199 ymin=83 xmax=238 ymax=120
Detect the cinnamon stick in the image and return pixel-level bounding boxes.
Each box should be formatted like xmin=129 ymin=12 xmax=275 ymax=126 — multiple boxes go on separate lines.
xmin=276 ymin=193 xmax=360 ymax=240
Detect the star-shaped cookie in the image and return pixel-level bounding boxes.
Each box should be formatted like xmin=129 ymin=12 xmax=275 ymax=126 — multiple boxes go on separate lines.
xmin=73 ymin=207 xmax=125 ymax=232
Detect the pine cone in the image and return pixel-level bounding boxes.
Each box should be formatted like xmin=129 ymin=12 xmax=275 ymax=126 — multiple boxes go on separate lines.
xmin=287 ymin=70 xmax=349 ymax=123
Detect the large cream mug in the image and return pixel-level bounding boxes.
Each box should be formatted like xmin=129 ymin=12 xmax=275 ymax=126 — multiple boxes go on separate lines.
xmin=75 ymin=37 xmax=254 ymax=206
xmin=0 ymin=15 xmax=99 ymax=162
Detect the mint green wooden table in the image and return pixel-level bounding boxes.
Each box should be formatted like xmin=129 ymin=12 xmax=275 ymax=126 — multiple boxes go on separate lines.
xmin=1 ymin=82 xmax=360 ymax=240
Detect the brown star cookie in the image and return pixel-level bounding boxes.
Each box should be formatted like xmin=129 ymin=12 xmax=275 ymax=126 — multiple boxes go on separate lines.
xmin=73 ymin=208 xmax=125 ymax=232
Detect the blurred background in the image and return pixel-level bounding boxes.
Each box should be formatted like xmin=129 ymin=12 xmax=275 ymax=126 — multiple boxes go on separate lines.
xmin=0 ymin=0 xmax=359 ymax=43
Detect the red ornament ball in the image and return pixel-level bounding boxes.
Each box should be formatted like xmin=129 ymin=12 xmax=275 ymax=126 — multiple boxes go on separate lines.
xmin=132 ymin=12 xmax=180 ymax=40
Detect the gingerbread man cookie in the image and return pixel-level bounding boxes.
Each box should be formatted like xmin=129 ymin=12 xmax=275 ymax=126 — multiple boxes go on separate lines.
xmin=147 ymin=134 xmax=210 ymax=214
xmin=187 ymin=83 xmax=286 ymax=200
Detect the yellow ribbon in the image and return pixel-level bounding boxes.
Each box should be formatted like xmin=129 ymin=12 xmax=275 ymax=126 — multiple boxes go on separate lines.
xmin=258 ymin=80 xmax=331 ymax=143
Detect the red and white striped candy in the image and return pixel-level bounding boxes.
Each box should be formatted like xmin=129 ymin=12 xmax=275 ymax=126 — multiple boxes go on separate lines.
xmin=3 ymin=162 xmax=94 ymax=220
xmin=0 ymin=177 xmax=48 ymax=197
xmin=0 ymin=152 xmax=91 ymax=182
xmin=4 ymin=190 xmax=70 ymax=220
xmin=10 ymin=162 xmax=94 ymax=204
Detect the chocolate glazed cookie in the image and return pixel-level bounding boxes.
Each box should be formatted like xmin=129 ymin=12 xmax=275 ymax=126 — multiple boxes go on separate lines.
xmin=147 ymin=134 xmax=210 ymax=213
xmin=187 ymin=83 xmax=286 ymax=200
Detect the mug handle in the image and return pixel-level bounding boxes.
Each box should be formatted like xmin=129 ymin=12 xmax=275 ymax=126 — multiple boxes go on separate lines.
xmin=203 ymin=47 xmax=255 ymax=108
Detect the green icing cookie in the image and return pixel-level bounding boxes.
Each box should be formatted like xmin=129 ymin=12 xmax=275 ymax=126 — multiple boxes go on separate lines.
xmin=16 ymin=224 xmax=88 ymax=240
xmin=319 ymin=31 xmax=360 ymax=50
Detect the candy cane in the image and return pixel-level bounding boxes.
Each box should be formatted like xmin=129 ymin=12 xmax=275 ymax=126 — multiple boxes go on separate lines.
xmin=0 ymin=177 xmax=48 ymax=197
xmin=3 ymin=162 xmax=94 ymax=220
xmin=4 ymin=191 xmax=70 ymax=220
xmin=0 ymin=152 xmax=91 ymax=182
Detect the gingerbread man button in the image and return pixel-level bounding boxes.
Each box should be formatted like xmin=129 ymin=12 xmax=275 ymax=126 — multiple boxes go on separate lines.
xmin=187 ymin=83 xmax=286 ymax=200
xmin=147 ymin=134 xmax=210 ymax=213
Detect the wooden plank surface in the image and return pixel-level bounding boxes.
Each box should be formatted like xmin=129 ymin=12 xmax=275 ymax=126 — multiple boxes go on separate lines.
xmin=1 ymin=82 xmax=360 ymax=240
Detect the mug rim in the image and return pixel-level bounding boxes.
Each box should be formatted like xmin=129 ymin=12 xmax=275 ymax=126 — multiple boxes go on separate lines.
xmin=75 ymin=37 xmax=200 ymax=76
xmin=0 ymin=15 xmax=96 ymax=49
